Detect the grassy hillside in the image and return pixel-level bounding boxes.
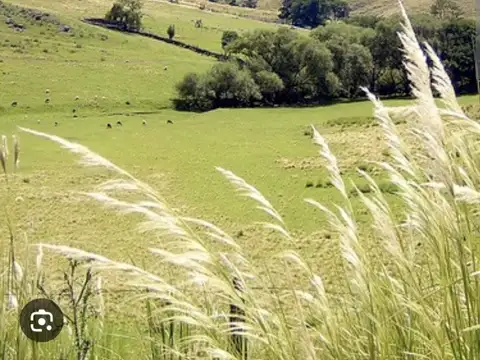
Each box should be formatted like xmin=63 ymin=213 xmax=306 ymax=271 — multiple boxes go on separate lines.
xmin=346 ymin=0 xmax=473 ymax=17
xmin=167 ymin=0 xmax=474 ymax=21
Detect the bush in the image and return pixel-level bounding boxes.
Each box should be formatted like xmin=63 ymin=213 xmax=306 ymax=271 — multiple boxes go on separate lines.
xmin=205 ymin=62 xmax=261 ymax=106
xmin=167 ymin=24 xmax=175 ymax=39
xmin=174 ymin=62 xmax=261 ymax=111
xmin=253 ymin=70 xmax=284 ymax=104
xmin=221 ymin=30 xmax=239 ymax=53
xmin=175 ymin=72 xmax=213 ymax=111
xmin=242 ymin=0 xmax=258 ymax=8
xmin=105 ymin=0 xmax=143 ymax=31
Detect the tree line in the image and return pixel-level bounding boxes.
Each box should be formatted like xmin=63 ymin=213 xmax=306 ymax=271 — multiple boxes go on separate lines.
xmin=278 ymin=0 xmax=464 ymax=29
xmin=174 ymin=14 xmax=476 ymax=111
xmin=102 ymin=0 xmax=475 ymax=112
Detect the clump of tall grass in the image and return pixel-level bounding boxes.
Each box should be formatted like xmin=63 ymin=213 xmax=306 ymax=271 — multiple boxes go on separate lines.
xmin=1 ymin=134 xmax=108 ymax=360
xmin=11 ymin=2 xmax=480 ymax=359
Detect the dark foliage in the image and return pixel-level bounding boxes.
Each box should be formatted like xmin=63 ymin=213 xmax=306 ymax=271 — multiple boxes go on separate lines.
xmin=173 ymin=15 xmax=476 ymax=112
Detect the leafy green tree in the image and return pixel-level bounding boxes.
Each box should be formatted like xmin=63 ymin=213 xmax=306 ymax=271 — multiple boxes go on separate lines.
xmin=175 ymin=63 xmax=261 ymax=110
xmin=229 ymin=28 xmax=338 ymax=103
xmin=311 ymin=21 xmax=374 ymax=46
xmin=279 ymin=0 xmax=349 ymax=28
xmin=367 ymin=17 xmax=409 ymax=94
xmin=105 ymin=0 xmax=143 ymax=31
xmin=253 ymin=71 xmax=284 ymax=104
xmin=437 ymin=18 xmax=476 ymax=94
xmin=221 ymin=31 xmax=239 ymax=54
xmin=311 ymin=22 xmax=374 ymax=96
xmin=167 ymin=24 xmax=175 ymax=39
xmin=175 ymin=73 xmax=213 ymax=111
xmin=243 ymin=0 xmax=258 ymax=8
xmin=279 ymin=0 xmax=293 ymax=21
xmin=291 ymin=36 xmax=338 ymax=100
xmin=340 ymin=44 xmax=374 ymax=97
xmin=205 ymin=62 xmax=261 ymax=107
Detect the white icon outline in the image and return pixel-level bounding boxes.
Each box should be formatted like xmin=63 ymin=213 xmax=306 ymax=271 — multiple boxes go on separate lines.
xmin=30 ymin=309 xmax=54 ymax=333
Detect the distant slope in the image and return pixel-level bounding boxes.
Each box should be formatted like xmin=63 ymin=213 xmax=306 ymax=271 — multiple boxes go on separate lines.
xmin=346 ymin=0 xmax=474 ymax=17
xmin=254 ymin=0 xmax=474 ymax=18
xmin=158 ymin=0 xmax=474 ymax=22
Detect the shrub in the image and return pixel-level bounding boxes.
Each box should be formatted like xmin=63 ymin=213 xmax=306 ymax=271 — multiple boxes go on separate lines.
xmin=253 ymin=70 xmax=284 ymax=104
xmin=221 ymin=30 xmax=239 ymax=53
xmin=105 ymin=0 xmax=143 ymax=31
xmin=175 ymin=63 xmax=261 ymax=110
xmin=167 ymin=24 xmax=175 ymax=39
xmin=205 ymin=62 xmax=261 ymax=107
xmin=243 ymin=0 xmax=258 ymax=8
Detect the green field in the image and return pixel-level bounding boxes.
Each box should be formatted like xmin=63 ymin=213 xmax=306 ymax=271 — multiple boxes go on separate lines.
xmin=1 ymin=0 xmax=479 ymax=358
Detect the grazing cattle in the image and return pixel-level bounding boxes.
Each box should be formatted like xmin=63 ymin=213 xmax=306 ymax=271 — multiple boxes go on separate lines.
xmin=72 ymin=109 xmax=76 ymax=113
xmin=106 ymin=123 xmax=112 ymax=129
xmin=45 ymin=98 xmax=50 ymax=104
xmin=45 ymin=89 xmax=50 ymax=94
xmin=11 ymin=101 xmax=17 ymax=107
xmin=116 ymin=120 xmax=123 ymax=126
xmin=54 ymin=121 xmax=58 ymax=126
xmin=37 ymin=119 xmax=40 ymax=124
xmin=164 ymin=66 xmax=168 ymax=71
xmin=142 ymin=120 xmax=147 ymax=126
xmin=75 ymin=96 xmax=79 ymax=101
xmin=167 ymin=120 xmax=173 ymax=124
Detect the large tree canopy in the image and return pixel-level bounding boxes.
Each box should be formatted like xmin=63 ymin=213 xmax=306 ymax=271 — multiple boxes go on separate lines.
xmin=279 ymin=0 xmax=349 ymax=28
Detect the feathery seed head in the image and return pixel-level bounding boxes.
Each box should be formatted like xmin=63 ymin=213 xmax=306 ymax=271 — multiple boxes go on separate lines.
xmin=12 ymin=261 xmax=23 ymax=282
xmin=0 ymin=135 xmax=7 ymax=175
xmin=36 ymin=245 xmax=43 ymax=275
xmin=7 ymin=291 xmax=18 ymax=310
xmin=12 ymin=135 xmax=19 ymax=171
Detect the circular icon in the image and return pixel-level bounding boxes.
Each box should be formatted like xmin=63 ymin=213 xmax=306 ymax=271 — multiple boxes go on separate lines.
xmin=19 ymin=298 xmax=64 ymax=342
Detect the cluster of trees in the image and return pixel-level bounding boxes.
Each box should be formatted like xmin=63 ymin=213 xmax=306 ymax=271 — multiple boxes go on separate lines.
xmin=175 ymin=14 xmax=476 ymax=111
xmin=278 ymin=0 xmax=463 ymax=29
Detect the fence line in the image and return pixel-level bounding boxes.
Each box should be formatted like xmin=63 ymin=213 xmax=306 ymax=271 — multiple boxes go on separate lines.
xmin=82 ymin=18 xmax=244 ymax=66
